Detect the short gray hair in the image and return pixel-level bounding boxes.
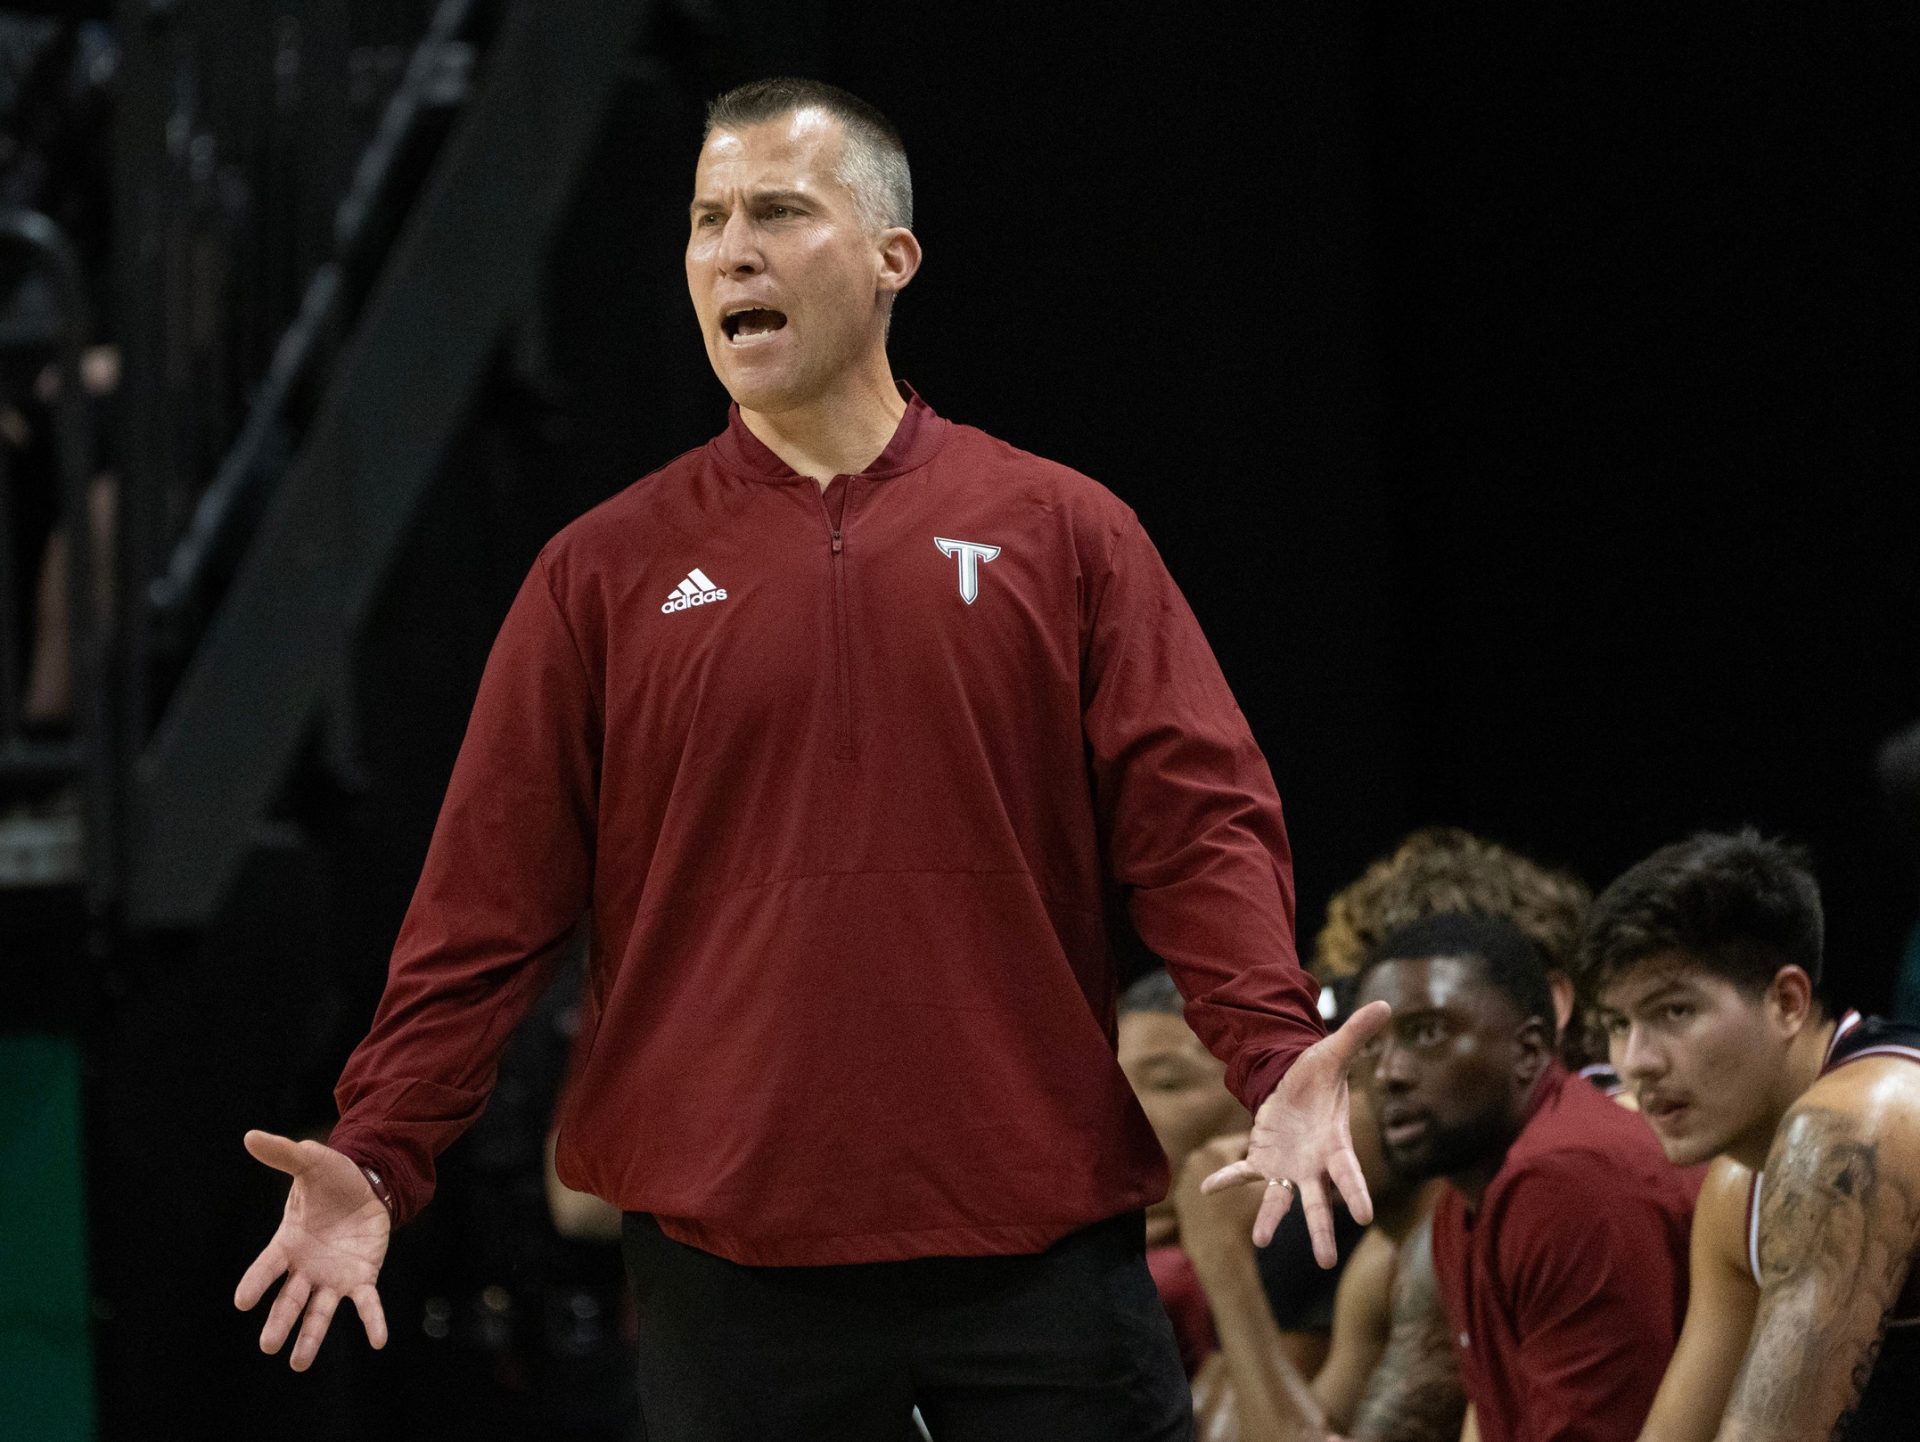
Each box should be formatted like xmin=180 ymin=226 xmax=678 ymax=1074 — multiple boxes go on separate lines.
xmin=705 ymin=77 xmax=913 ymax=233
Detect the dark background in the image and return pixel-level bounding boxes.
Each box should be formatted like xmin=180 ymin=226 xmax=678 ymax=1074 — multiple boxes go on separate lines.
xmin=80 ymin=1 xmax=1917 ymax=1435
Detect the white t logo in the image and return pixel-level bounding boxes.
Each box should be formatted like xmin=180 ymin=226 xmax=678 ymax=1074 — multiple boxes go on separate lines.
xmin=934 ymin=536 xmax=1002 ymax=604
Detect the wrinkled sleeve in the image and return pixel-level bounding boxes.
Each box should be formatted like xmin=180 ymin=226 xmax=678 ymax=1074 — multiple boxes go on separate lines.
xmin=328 ymin=551 xmax=600 ymax=1224
xmin=1081 ymin=507 xmax=1323 ymax=1110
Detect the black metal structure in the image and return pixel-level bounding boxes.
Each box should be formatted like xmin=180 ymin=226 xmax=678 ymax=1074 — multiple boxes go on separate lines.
xmin=110 ymin=0 xmax=652 ymax=929
xmin=0 ymin=209 xmax=104 ymax=896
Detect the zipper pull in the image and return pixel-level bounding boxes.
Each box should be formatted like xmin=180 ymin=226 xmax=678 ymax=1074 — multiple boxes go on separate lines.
xmin=831 ymin=530 xmax=843 ymax=554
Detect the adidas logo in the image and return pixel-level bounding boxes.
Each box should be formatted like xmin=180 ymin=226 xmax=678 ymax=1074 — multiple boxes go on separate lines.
xmin=661 ymin=567 xmax=729 ymax=614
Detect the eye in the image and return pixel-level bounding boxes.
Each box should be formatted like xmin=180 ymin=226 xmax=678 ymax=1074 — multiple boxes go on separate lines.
xmin=1409 ymin=1018 xmax=1448 ymax=1048
xmin=1662 ymin=1002 xmax=1694 ymax=1024
xmin=1602 ymin=1014 xmax=1629 ymax=1038
xmin=767 ymin=204 xmax=794 ymax=219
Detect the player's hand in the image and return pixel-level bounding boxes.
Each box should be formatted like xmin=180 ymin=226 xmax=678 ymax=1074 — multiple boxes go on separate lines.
xmin=233 ymin=1130 xmax=391 ymax=1370
xmin=1200 ymin=1000 xmax=1391 ymax=1266
xmin=1172 ymin=1133 xmax=1263 ymax=1284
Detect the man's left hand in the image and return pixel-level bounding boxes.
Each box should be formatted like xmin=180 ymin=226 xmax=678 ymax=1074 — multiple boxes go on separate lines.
xmin=1200 ymin=999 xmax=1391 ymax=1266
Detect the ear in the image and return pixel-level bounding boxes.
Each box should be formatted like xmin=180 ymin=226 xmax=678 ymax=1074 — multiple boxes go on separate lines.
xmin=1765 ymin=964 xmax=1816 ymax=1037
xmin=876 ymin=226 xmax=922 ymax=298
xmin=1513 ymin=1015 xmax=1555 ymax=1085
xmin=1547 ymin=970 xmax=1576 ymax=1037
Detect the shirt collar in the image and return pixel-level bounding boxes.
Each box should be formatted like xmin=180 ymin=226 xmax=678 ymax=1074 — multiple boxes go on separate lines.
xmin=712 ymin=381 xmax=948 ymax=483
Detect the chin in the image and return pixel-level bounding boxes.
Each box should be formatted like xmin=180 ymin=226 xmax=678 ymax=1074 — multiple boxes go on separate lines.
xmin=1658 ymin=1128 xmax=1728 ymax=1168
xmin=1382 ymin=1141 xmax=1442 ymax=1183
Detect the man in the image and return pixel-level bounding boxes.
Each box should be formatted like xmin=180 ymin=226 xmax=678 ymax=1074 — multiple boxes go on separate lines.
xmin=1119 ymin=969 xmax=1365 ymax=1390
xmin=1341 ymin=913 xmax=1698 ymax=1442
xmin=1175 ymin=1044 xmax=1445 ymax=1440
xmin=1178 ymin=826 xmax=1595 ymax=1440
xmin=1117 ymin=968 xmax=1253 ymax=1379
xmin=1580 ymin=830 xmax=1920 ymax=1442
xmin=232 ymin=77 xmax=1385 ymax=1438
xmin=1313 ymin=826 xmax=1626 ymax=1094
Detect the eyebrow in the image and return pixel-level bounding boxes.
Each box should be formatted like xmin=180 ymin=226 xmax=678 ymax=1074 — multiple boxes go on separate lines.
xmin=1619 ymin=980 xmax=1693 ymax=1012
xmin=688 ymin=188 xmax=814 ymax=215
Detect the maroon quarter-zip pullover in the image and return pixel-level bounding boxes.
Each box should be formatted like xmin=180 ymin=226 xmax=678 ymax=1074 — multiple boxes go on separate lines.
xmin=330 ymin=390 xmax=1324 ymax=1266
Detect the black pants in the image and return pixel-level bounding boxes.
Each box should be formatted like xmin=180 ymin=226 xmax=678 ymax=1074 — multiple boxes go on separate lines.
xmin=619 ymin=1210 xmax=1194 ymax=1442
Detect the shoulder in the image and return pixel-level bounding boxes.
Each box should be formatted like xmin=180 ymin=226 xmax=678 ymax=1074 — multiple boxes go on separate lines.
xmin=535 ymin=444 xmax=711 ymax=578
xmin=1780 ymin=1060 xmax=1920 ymax=1176
xmin=1693 ymin=1155 xmax=1756 ymax=1267
xmin=1695 ymin=1153 xmax=1756 ymax=1228
xmin=1489 ymin=1141 xmax=1691 ymax=1256
xmin=938 ymin=421 xmax=1141 ymax=536
xmin=1491 ymin=1148 xmax=1619 ymax=1215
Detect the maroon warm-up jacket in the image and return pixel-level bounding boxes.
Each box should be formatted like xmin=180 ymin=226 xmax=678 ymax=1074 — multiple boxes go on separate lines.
xmin=329 ymin=389 xmax=1323 ymax=1266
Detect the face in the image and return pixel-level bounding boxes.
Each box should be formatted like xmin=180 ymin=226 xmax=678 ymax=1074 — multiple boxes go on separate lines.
xmin=1118 ymin=1010 xmax=1248 ymax=1245
xmin=1595 ymin=954 xmax=1797 ymax=1166
xmin=686 ymin=109 xmax=917 ymax=414
xmin=1356 ymin=955 xmax=1548 ymax=1184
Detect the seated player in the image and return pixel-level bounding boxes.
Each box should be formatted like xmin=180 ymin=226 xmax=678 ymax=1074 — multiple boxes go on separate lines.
xmin=1580 ymin=830 xmax=1920 ymax=1442
xmin=1117 ymin=968 xmax=1255 ymax=1378
xmin=1314 ymin=826 xmax=1626 ymax=1097
xmin=1181 ymin=829 xmax=1612 ymax=1438
xmin=1174 ymin=1054 xmax=1445 ymax=1440
xmin=1345 ymin=914 xmax=1699 ymax=1442
xmin=1120 ymin=968 xmax=1366 ymax=1390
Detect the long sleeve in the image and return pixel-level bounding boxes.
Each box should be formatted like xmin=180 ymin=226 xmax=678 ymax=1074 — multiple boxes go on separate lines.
xmin=328 ymin=551 xmax=601 ymax=1224
xmin=1081 ymin=507 xmax=1323 ymax=1110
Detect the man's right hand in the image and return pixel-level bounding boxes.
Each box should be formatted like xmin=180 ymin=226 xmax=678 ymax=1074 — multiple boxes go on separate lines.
xmin=233 ymin=1130 xmax=391 ymax=1370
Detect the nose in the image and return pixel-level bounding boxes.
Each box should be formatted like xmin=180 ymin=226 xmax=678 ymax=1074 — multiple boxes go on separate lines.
xmin=1615 ymin=1024 xmax=1664 ymax=1084
xmin=1373 ymin=1038 xmax=1417 ymax=1093
xmin=715 ymin=209 xmax=764 ymax=277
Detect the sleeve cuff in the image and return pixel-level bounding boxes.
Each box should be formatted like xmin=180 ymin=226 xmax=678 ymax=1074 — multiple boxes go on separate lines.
xmin=1239 ymin=1043 xmax=1310 ymax=1115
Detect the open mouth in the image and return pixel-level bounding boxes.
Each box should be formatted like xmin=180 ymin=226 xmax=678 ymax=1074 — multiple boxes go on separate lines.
xmin=722 ymin=307 xmax=789 ymax=344
xmin=1641 ymin=1095 xmax=1690 ymax=1126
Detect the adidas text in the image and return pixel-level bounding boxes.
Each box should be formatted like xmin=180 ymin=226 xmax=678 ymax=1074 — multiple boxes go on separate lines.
xmin=662 ymin=567 xmax=728 ymax=614
xmin=661 ymin=588 xmax=728 ymax=613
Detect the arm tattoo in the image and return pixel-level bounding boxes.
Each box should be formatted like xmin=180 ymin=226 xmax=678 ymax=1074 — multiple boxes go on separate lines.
xmin=1349 ymin=1218 xmax=1466 ymax=1442
xmin=1720 ymin=1106 xmax=1920 ymax=1441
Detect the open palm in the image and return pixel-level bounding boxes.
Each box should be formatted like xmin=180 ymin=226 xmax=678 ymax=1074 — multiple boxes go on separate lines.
xmin=233 ymin=1130 xmax=391 ymax=1370
xmin=1201 ymin=999 xmax=1391 ymax=1265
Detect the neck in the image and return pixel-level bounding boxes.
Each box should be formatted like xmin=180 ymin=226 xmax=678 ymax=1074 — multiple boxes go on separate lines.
xmin=1447 ymin=1071 xmax=1548 ymax=1211
xmin=740 ymin=359 xmax=905 ymax=486
xmin=1727 ymin=1010 xmax=1840 ymax=1171
xmin=1375 ymin=1178 xmax=1445 ymax=1243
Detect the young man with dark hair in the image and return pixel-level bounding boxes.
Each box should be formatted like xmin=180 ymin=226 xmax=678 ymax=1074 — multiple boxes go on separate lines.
xmin=231 ymin=75 xmax=1387 ymax=1439
xmin=1581 ymin=830 xmax=1920 ymax=1442
xmin=1343 ymin=913 xmax=1699 ymax=1442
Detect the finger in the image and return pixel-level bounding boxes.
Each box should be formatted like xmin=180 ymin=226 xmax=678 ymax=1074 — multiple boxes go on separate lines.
xmin=259 ymin=1275 xmax=310 ymax=1355
xmin=1252 ymin=1178 xmax=1297 ymax=1247
xmin=1328 ymin=1139 xmax=1375 ymax=1227
xmin=1200 ymin=1158 xmax=1264 ymax=1195
xmin=1316 ymin=1000 xmax=1392 ymax=1069
xmin=289 ymin=1288 xmax=339 ymax=1372
xmin=235 ymin=1242 xmax=289 ymax=1310
xmin=349 ymin=1285 xmax=389 ymax=1350
xmin=1296 ymin=1175 xmax=1339 ymax=1268
xmin=1190 ymin=1133 xmax=1251 ymax=1180
xmin=243 ymin=1130 xmax=306 ymax=1177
